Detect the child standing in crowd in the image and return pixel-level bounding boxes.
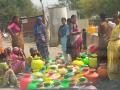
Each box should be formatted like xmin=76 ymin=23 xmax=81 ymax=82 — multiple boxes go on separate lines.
xmin=25 ymin=47 xmax=40 ymax=73
xmin=58 ymin=18 xmax=70 ymax=65
xmin=0 ymin=48 xmax=17 ymax=88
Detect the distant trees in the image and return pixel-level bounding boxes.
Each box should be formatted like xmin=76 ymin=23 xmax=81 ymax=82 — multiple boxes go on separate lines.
xmin=0 ymin=0 xmax=40 ymax=21
xmin=59 ymin=0 xmax=120 ymax=18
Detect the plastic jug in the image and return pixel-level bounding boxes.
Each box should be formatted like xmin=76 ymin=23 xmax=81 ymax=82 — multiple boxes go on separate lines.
xmin=84 ymin=69 xmax=99 ymax=83
xmin=60 ymin=79 xmax=70 ymax=88
xmin=89 ymin=54 xmax=97 ymax=68
xmin=72 ymin=60 xmax=84 ymax=67
xmin=87 ymin=25 xmax=96 ymax=35
xmin=43 ymin=82 xmax=52 ymax=88
xmin=82 ymin=57 xmax=89 ymax=65
xmin=58 ymin=68 xmax=67 ymax=75
xmin=79 ymin=77 xmax=88 ymax=85
xmin=80 ymin=53 xmax=87 ymax=58
xmin=97 ymin=63 xmax=108 ymax=78
xmin=82 ymin=67 xmax=90 ymax=76
xmin=28 ymin=80 xmax=40 ymax=90
xmin=20 ymin=74 xmax=32 ymax=90
xmin=32 ymin=72 xmax=43 ymax=79
xmin=53 ymin=80 xmax=61 ymax=88
xmin=31 ymin=56 xmax=44 ymax=72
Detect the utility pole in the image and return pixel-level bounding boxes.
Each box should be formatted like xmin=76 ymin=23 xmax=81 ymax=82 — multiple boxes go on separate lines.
xmin=40 ymin=0 xmax=45 ymax=24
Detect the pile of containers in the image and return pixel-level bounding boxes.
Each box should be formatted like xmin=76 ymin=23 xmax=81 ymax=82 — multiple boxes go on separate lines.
xmin=19 ymin=53 xmax=108 ymax=90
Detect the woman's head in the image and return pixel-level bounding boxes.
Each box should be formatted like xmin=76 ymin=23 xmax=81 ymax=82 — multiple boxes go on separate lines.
xmin=99 ymin=12 xmax=106 ymax=21
xmin=113 ymin=13 xmax=120 ymax=25
xmin=4 ymin=47 xmax=12 ymax=54
xmin=61 ymin=17 xmax=66 ymax=25
xmin=12 ymin=16 xmax=19 ymax=23
xmin=37 ymin=16 xmax=43 ymax=24
xmin=67 ymin=18 xmax=71 ymax=25
xmin=71 ymin=15 xmax=77 ymax=24
xmin=13 ymin=47 xmax=20 ymax=55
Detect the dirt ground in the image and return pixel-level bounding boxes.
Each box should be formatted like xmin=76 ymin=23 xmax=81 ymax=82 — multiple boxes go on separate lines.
xmin=1 ymin=39 xmax=120 ymax=90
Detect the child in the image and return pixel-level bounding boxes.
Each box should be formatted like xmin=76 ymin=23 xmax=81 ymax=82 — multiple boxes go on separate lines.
xmin=0 ymin=48 xmax=17 ymax=88
xmin=25 ymin=47 xmax=40 ymax=73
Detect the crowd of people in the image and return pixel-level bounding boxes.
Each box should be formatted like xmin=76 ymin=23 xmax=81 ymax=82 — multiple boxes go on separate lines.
xmin=0 ymin=12 xmax=120 ymax=88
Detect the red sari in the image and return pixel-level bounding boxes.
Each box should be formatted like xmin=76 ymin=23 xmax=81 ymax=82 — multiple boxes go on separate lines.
xmin=70 ymin=28 xmax=82 ymax=59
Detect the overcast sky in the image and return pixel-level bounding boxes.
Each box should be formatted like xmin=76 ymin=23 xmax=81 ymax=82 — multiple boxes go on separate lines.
xmin=31 ymin=0 xmax=58 ymax=7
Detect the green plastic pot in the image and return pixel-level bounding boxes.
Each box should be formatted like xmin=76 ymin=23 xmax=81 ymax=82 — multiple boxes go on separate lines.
xmin=82 ymin=57 xmax=89 ymax=65
xmin=28 ymin=80 xmax=40 ymax=90
xmin=81 ymin=53 xmax=87 ymax=58
xmin=53 ymin=80 xmax=61 ymax=87
xmin=60 ymin=79 xmax=70 ymax=88
xmin=64 ymin=72 xmax=74 ymax=79
xmin=43 ymin=82 xmax=53 ymax=88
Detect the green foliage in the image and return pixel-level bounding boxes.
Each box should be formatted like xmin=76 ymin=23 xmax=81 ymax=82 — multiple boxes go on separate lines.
xmin=59 ymin=0 xmax=120 ymax=18
xmin=0 ymin=0 xmax=40 ymax=21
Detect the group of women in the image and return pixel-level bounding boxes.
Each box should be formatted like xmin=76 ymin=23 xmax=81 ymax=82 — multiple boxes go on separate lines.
xmin=98 ymin=12 xmax=120 ymax=80
xmin=58 ymin=15 xmax=82 ymax=64
xmin=0 ymin=46 xmax=41 ymax=87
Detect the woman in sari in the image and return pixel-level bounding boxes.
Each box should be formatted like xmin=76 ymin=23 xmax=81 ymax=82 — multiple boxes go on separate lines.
xmin=98 ymin=13 xmax=112 ymax=65
xmin=107 ymin=14 xmax=120 ymax=80
xmin=70 ymin=15 xmax=82 ymax=59
xmin=0 ymin=49 xmax=17 ymax=88
xmin=10 ymin=47 xmax=25 ymax=74
xmin=8 ymin=16 xmax=24 ymax=50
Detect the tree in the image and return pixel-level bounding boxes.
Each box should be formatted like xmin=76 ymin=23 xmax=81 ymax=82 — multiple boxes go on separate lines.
xmin=58 ymin=0 xmax=120 ymax=18
xmin=0 ymin=0 xmax=40 ymax=21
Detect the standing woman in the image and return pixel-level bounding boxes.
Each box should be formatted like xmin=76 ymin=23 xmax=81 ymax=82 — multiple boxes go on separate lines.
xmin=8 ymin=16 xmax=24 ymax=50
xmin=58 ymin=17 xmax=69 ymax=64
xmin=70 ymin=15 xmax=82 ymax=60
xmin=34 ymin=17 xmax=49 ymax=61
xmin=98 ymin=13 xmax=112 ymax=65
xmin=107 ymin=14 xmax=120 ymax=80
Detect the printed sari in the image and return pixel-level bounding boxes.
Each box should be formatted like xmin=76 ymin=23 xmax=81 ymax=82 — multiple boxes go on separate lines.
xmin=70 ymin=26 xmax=82 ymax=59
xmin=8 ymin=22 xmax=24 ymax=50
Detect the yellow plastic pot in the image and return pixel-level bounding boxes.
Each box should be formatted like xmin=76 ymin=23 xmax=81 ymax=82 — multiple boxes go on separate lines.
xmin=31 ymin=56 xmax=44 ymax=72
xmin=72 ymin=60 xmax=84 ymax=67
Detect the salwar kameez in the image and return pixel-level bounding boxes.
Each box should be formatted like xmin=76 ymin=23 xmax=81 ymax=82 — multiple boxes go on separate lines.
xmin=58 ymin=24 xmax=69 ymax=64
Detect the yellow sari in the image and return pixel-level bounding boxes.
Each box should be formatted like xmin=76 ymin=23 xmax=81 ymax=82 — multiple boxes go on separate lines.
xmin=107 ymin=23 xmax=120 ymax=80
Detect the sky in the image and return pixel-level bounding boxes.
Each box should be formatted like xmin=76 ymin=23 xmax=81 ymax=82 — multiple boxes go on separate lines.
xmin=31 ymin=0 xmax=58 ymax=7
